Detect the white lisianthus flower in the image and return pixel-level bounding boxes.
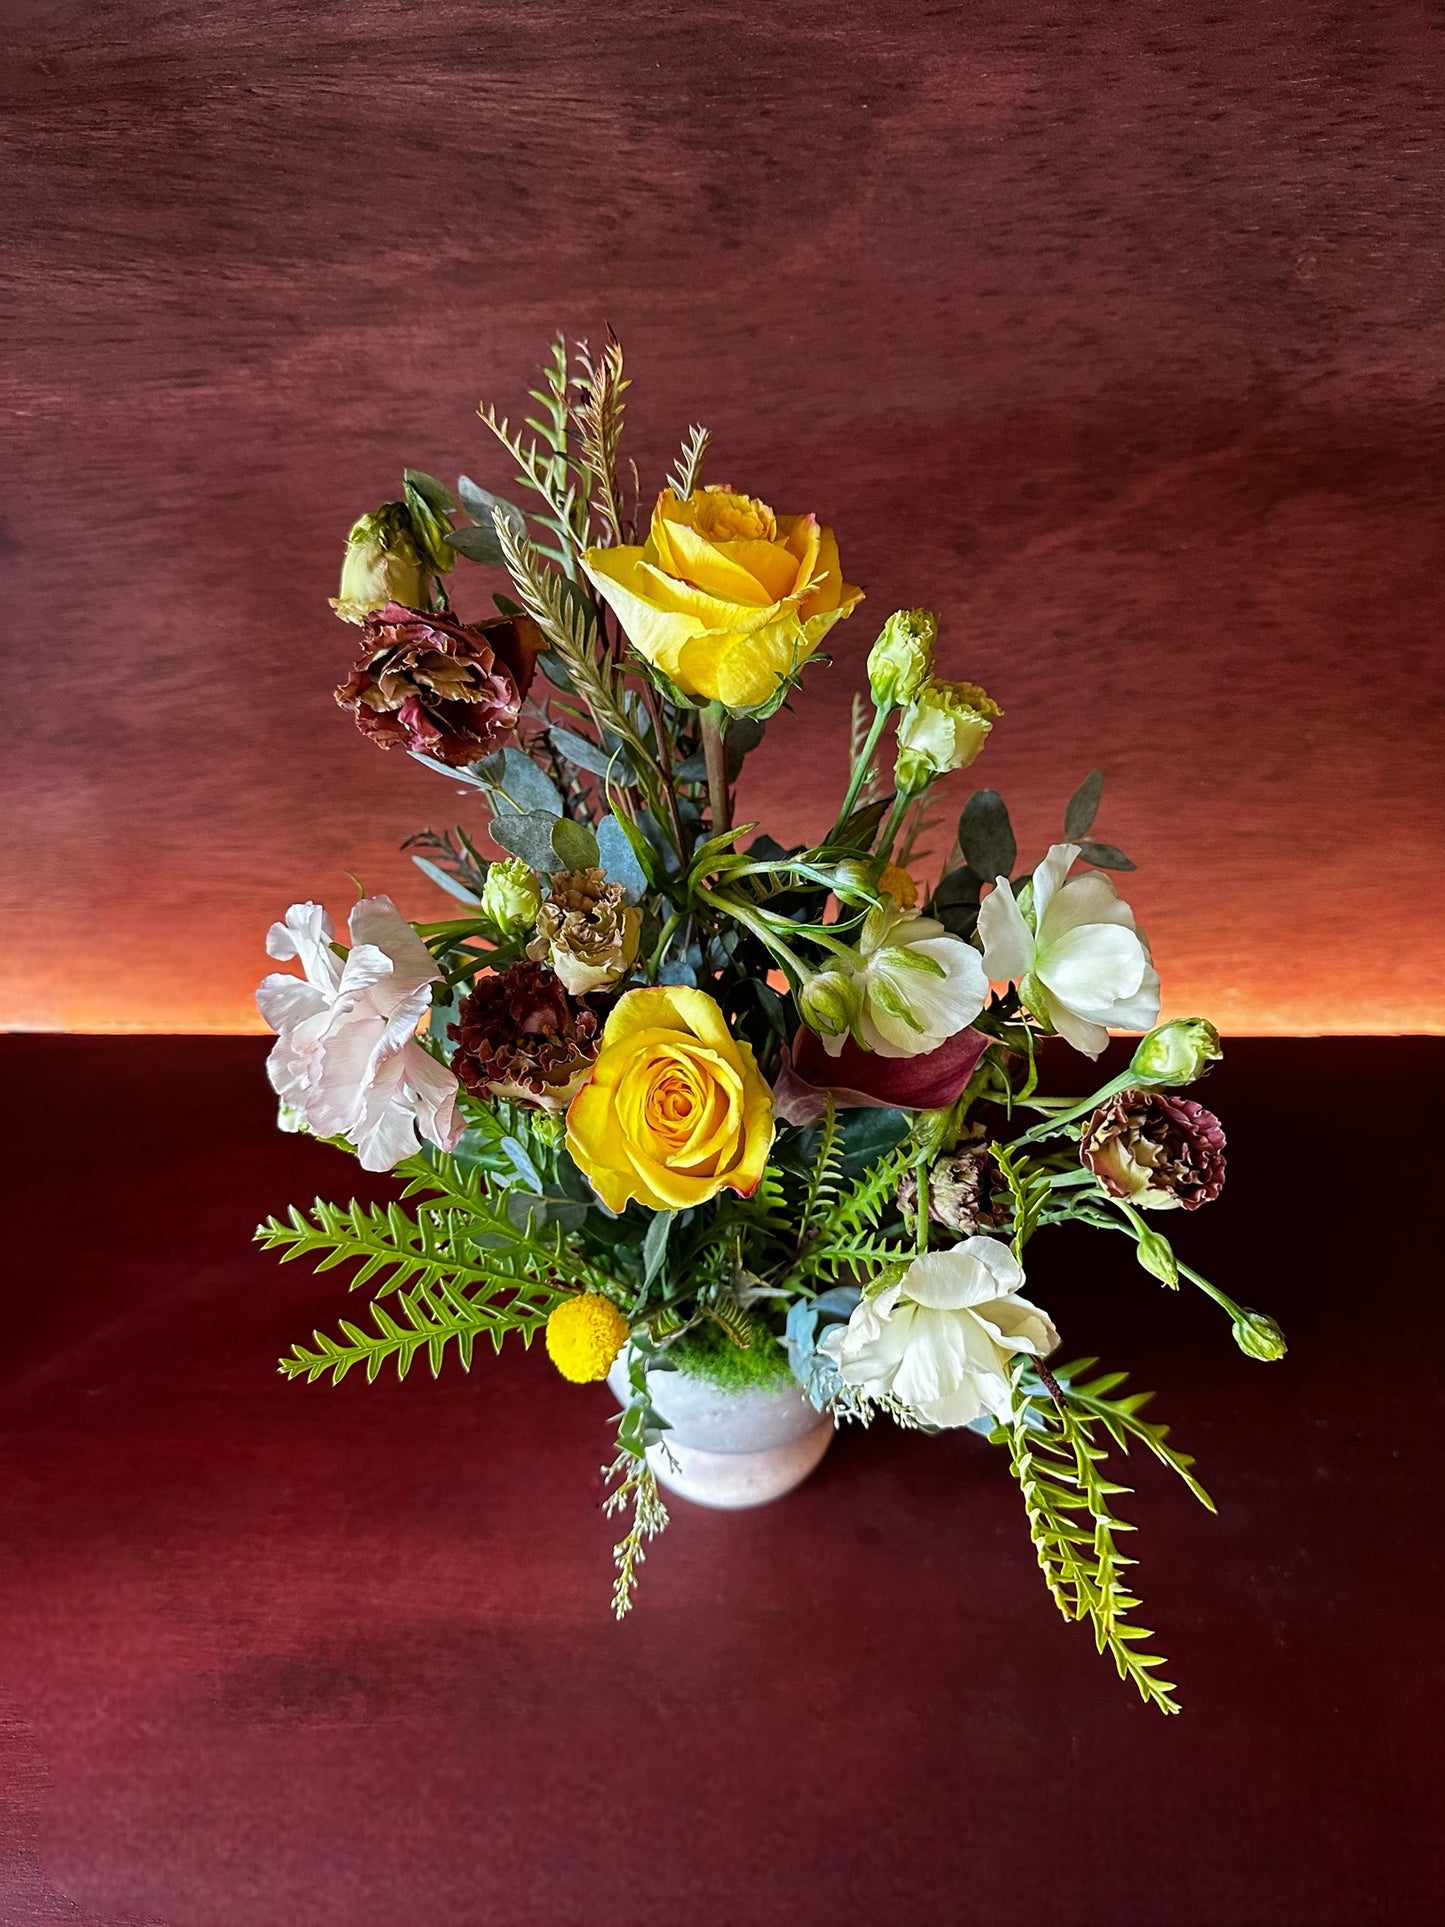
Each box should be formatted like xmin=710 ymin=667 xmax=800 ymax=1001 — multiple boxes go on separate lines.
xmin=820 ymin=903 xmax=988 ymax=1059
xmin=819 ymin=1236 xmax=1060 ymax=1428
xmin=256 ymin=895 xmax=462 ymax=1172
xmin=976 ymin=842 xmax=1160 ymax=1058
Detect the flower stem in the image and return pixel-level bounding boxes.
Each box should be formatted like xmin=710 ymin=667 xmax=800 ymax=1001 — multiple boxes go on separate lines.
xmin=829 ymin=702 xmax=890 ymax=839
xmin=874 ymin=785 xmax=919 ymax=865
xmin=700 ymin=703 xmax=731 ymax=837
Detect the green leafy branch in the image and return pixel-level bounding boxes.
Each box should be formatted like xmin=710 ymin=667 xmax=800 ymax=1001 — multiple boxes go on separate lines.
xmin=260 ymin=1171 xmax=616 ymax=1385
xmin=1005 ymin=1362 xmax=1214 ymax=1715
xmin=991 ymin=1140 xmax=1055 ymax=1256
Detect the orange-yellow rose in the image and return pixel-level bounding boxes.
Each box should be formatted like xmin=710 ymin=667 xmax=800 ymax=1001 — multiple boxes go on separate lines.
xmin=581 ymin=485 xmax=863 ymax=711
xmin=565 ymin=986 xmax=775 ymax=1212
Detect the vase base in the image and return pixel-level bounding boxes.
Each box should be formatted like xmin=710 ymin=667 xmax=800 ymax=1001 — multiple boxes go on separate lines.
xmin=645 ymin=1419 xmax=835 ymax=1510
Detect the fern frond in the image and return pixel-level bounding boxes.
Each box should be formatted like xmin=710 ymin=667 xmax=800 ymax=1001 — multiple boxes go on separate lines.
xmin=812 ymin=1138 xmax=915 ymax=1245
xmin=797 ymin=1100 xmax=846 ymax=1243
xmin=1007 ymin=1373 xmax=1185 ymax=1714
xmin=279 ymin=1271 xmax=561 ymax=1387
xmin=668 ymin=423 xmax=711 ymax=500
xmin=260 ymin=1184 xmax=615 ymax=1387
xmin=991 ymin=1141 xmax=1055 ymax=1256
xmin=804 ymin=1229 xmax=909 ymax=1282
xmin=1057 ymin=1363 xmax=1215 ymax=1512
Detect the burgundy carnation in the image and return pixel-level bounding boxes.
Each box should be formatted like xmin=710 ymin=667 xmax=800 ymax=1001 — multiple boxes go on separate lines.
xmin=773 ymin=1025 xmax=992 ymax=1127
xmin=335 ymin=604 xmax=543 ymax=766
xmin=1081 ymin=1090 xmax=1226 ymax=1212
xmin=449 ymin=962 xmax=598 ymax=1114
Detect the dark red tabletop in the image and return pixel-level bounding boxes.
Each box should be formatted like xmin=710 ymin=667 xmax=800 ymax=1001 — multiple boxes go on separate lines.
xmin=1 ymin=1035 xmax=1438 ymax=1925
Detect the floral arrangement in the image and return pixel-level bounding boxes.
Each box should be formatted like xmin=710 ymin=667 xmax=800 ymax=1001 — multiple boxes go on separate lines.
xmin=256 ymin=335 xmax=1285 ymax=1712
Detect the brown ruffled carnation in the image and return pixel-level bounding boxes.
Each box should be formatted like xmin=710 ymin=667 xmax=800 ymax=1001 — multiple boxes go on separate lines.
xmin=526 ymin=867 xmax=642 ymax=997
xmin=898 ymin=1129 xmax=1003 ymax=1235
xmin=335 ymin=604 xmax=543 ymax=766
xmin=1081 ymin=1090 xmax=1226 ymax=1212
xmin=448 ymin=962 xmax=598 ymax=1114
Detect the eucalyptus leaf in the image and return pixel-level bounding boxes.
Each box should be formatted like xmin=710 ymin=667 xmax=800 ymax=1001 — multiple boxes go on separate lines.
xmin=1075 ymin=839 xmax=1136 ymax=872
xmin=551 ymin=724 xmax=629 ymax=780
xmin=410 ymin=854 xmax=484 ymax=905
xmin=476 ymin=746 xmax=564 ymax=817
xmin=551 ymin=817 xmax=599 ymax=871
xmin=409 ymin=749 xmax=493 ymax=790
xmin=490 ymin=809 xmax=563 ymax=872
xmin=498 ymin=1135 xmax=544 ymax=1192
xmin=596 ymin=814 xmax=649 ymax=901
xmin=642 ymin=1211 xmax=674 ymax=1289
xmin=959 ymin=790 xmax=1017 ymax=885
xmin=453 ymin=476 xmax=527 ymax=566
xmin=1064 ymin=769 xmax=1104 ymax=839
xmin=606 ymin=808 xmax=660 ymax=890
xmin=404 ymin=469 xmax=456 ymax=515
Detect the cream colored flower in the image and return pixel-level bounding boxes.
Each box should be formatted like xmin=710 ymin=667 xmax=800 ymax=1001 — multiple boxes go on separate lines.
xmin=527 ymin=868 xmax=641 ymax=996
xmin=894 ymin=679 xmax=1000 ymax=791
xmin=977 ymin=842 xmax=1160 ymax=1058
xmin=256 ymin=896 xmax=461 ymax=1171
xmin=819 ymin=904 xmax=989 ymax=1060
xmin=820 ymin=1236 xmax=1060 ymax=1428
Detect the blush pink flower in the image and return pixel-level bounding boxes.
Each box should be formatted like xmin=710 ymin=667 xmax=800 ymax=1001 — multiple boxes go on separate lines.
xmin=256 ymin=895 xmax=462 ymax=1171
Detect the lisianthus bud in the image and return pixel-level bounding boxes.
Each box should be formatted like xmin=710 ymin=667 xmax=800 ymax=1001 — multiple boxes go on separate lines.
xmin=1233 ymin=1310 xmax=1287 ymax=1362
xmin=330 ymin=505 xmax=427 ymax=624
xmin=1134 ymin=1226 xmax=1180 ymax=1286
xmin=867 ymin=608 xmax=937 ymax=709
xmin=1081 ymin=1090 xmax=1226 ymax=1212
xmin=449 ymin=961 xmax=598 ymax=1112
xmin=1130 ymin=1019 xmax=1223 ymax=1088
xmin=481 ymin=857 xmax=542 ymax=937
xmin=335 ymin=606 xmax=542 ymax=766
xmin=897 ymin=1131 xmax=1001 ymax=1235
xmin=527 ymin=868 xmax=641 ymax=997
xmin=402 ymin=481 xmax=457 ymax=574
xmin=894 ymin=679 xmax=1001 ymax=793
xmin=798 ymin=967 xmax=862 ymax=1040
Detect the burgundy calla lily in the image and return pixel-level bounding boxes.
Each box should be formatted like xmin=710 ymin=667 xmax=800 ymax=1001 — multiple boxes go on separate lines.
xmin=773 ymin=1025 xmax=993 ymax=1126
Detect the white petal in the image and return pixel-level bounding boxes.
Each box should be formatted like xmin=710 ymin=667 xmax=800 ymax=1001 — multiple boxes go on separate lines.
xmin=348 ymin=895 xmax=441 ymax=994
xmin=1040 ymin=870 xmax=1133 ymax=942
xmin=954 ymin=1234 xmax=1027 ymax=1300
xmin=1103 ymin=961 xmax=1162 ymax=1034
xmin=898 ymin=1249 xmax=987 ymax=1312
xmin=891 ymin=1306 xmax=974 ymax=1406
xmin=1037 ymin=983 xmax=1110 ymax=1058
xmin=266 ymin=902 xmax=341 ymax=993
xmin=1030 ymin=843 xmax=1079 ymax=931
xmin=255 ymin=973 xmax=328 ymax=1035
xmin=972 ymin=1292 xmax=1061 ymax=1359
xmin=977 ymin=880 xmax=1034 ymax=983
xmin=1038 ymin=922 xmax=1147 ymax=1013
xmin=402 ymin=1041 xmax=463 ymax=1152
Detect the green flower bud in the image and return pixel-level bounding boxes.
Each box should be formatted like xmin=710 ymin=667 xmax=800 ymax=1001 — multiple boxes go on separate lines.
xmin=1134 ymin=1227 xmax=1179 ymax=1286
xmin=482 ymin=857 xmax=542 ymax=937
xmin=1233 ymin=1310 xmax=1287 ymax=1362
xmin=894 ymin=678 xmax=1001 ymax=793
xmin=798 ymin=967 xmax=862 ymax=1040
xmin=867 ymin=608 xmax=937 ymax=710
xmin=330 ymin=504 xmax=427 ymax=624
xmin=403 ymin=480 xmax=457 ymax=574
xmin=1130 ymin=1018 xmax=1222 ymax=1088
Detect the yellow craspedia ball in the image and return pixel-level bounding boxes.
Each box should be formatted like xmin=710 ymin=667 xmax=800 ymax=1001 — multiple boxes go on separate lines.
xmin=545 ymin=1293 xmax=629 ymax=1384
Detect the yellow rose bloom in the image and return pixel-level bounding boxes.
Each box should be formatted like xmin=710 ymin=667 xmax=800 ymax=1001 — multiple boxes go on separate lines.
xmin=566 ymin=986 xmax=775 ymax=1212
xmin=581 ymin=485 xmax=863 ymax=711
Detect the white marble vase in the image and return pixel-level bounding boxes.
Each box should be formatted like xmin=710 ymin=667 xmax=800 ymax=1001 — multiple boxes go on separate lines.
xmin=606 ymin=1360 xmax=835 ymax=1509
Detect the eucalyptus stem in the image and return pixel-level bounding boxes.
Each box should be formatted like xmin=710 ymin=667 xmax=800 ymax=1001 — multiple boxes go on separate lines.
xmin=700 ymin=703 xmax=731 ymax=836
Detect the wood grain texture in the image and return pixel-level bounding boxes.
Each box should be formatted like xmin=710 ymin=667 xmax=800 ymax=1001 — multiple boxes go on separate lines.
xmin=0 ymin=1034 xmax=1440 ymax=1923
xmin=2 ymin=0 xmax=1443 ymax=1030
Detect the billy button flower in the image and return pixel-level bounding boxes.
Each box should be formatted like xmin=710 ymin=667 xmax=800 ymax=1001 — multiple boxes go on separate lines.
xmin=545 ymin=1293 xmax=630 ymax=1384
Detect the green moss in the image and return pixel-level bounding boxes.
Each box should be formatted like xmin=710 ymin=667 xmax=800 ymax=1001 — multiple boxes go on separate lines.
xmin=669 ymin=1319 xmax=796 ymax=1394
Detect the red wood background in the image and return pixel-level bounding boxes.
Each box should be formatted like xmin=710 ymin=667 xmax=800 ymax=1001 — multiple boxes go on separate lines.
xmin=3 ymin=0 xmax=1443 ymax=1033
xmin=2 ymin=1032 xmax=1441 ymax=1924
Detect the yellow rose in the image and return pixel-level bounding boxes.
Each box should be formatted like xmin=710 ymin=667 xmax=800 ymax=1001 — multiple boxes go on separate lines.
xmin=581 ymin=485 xmax=863 ymax=711
xmin=565 ymin=986 xmax=775 ymax=1211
